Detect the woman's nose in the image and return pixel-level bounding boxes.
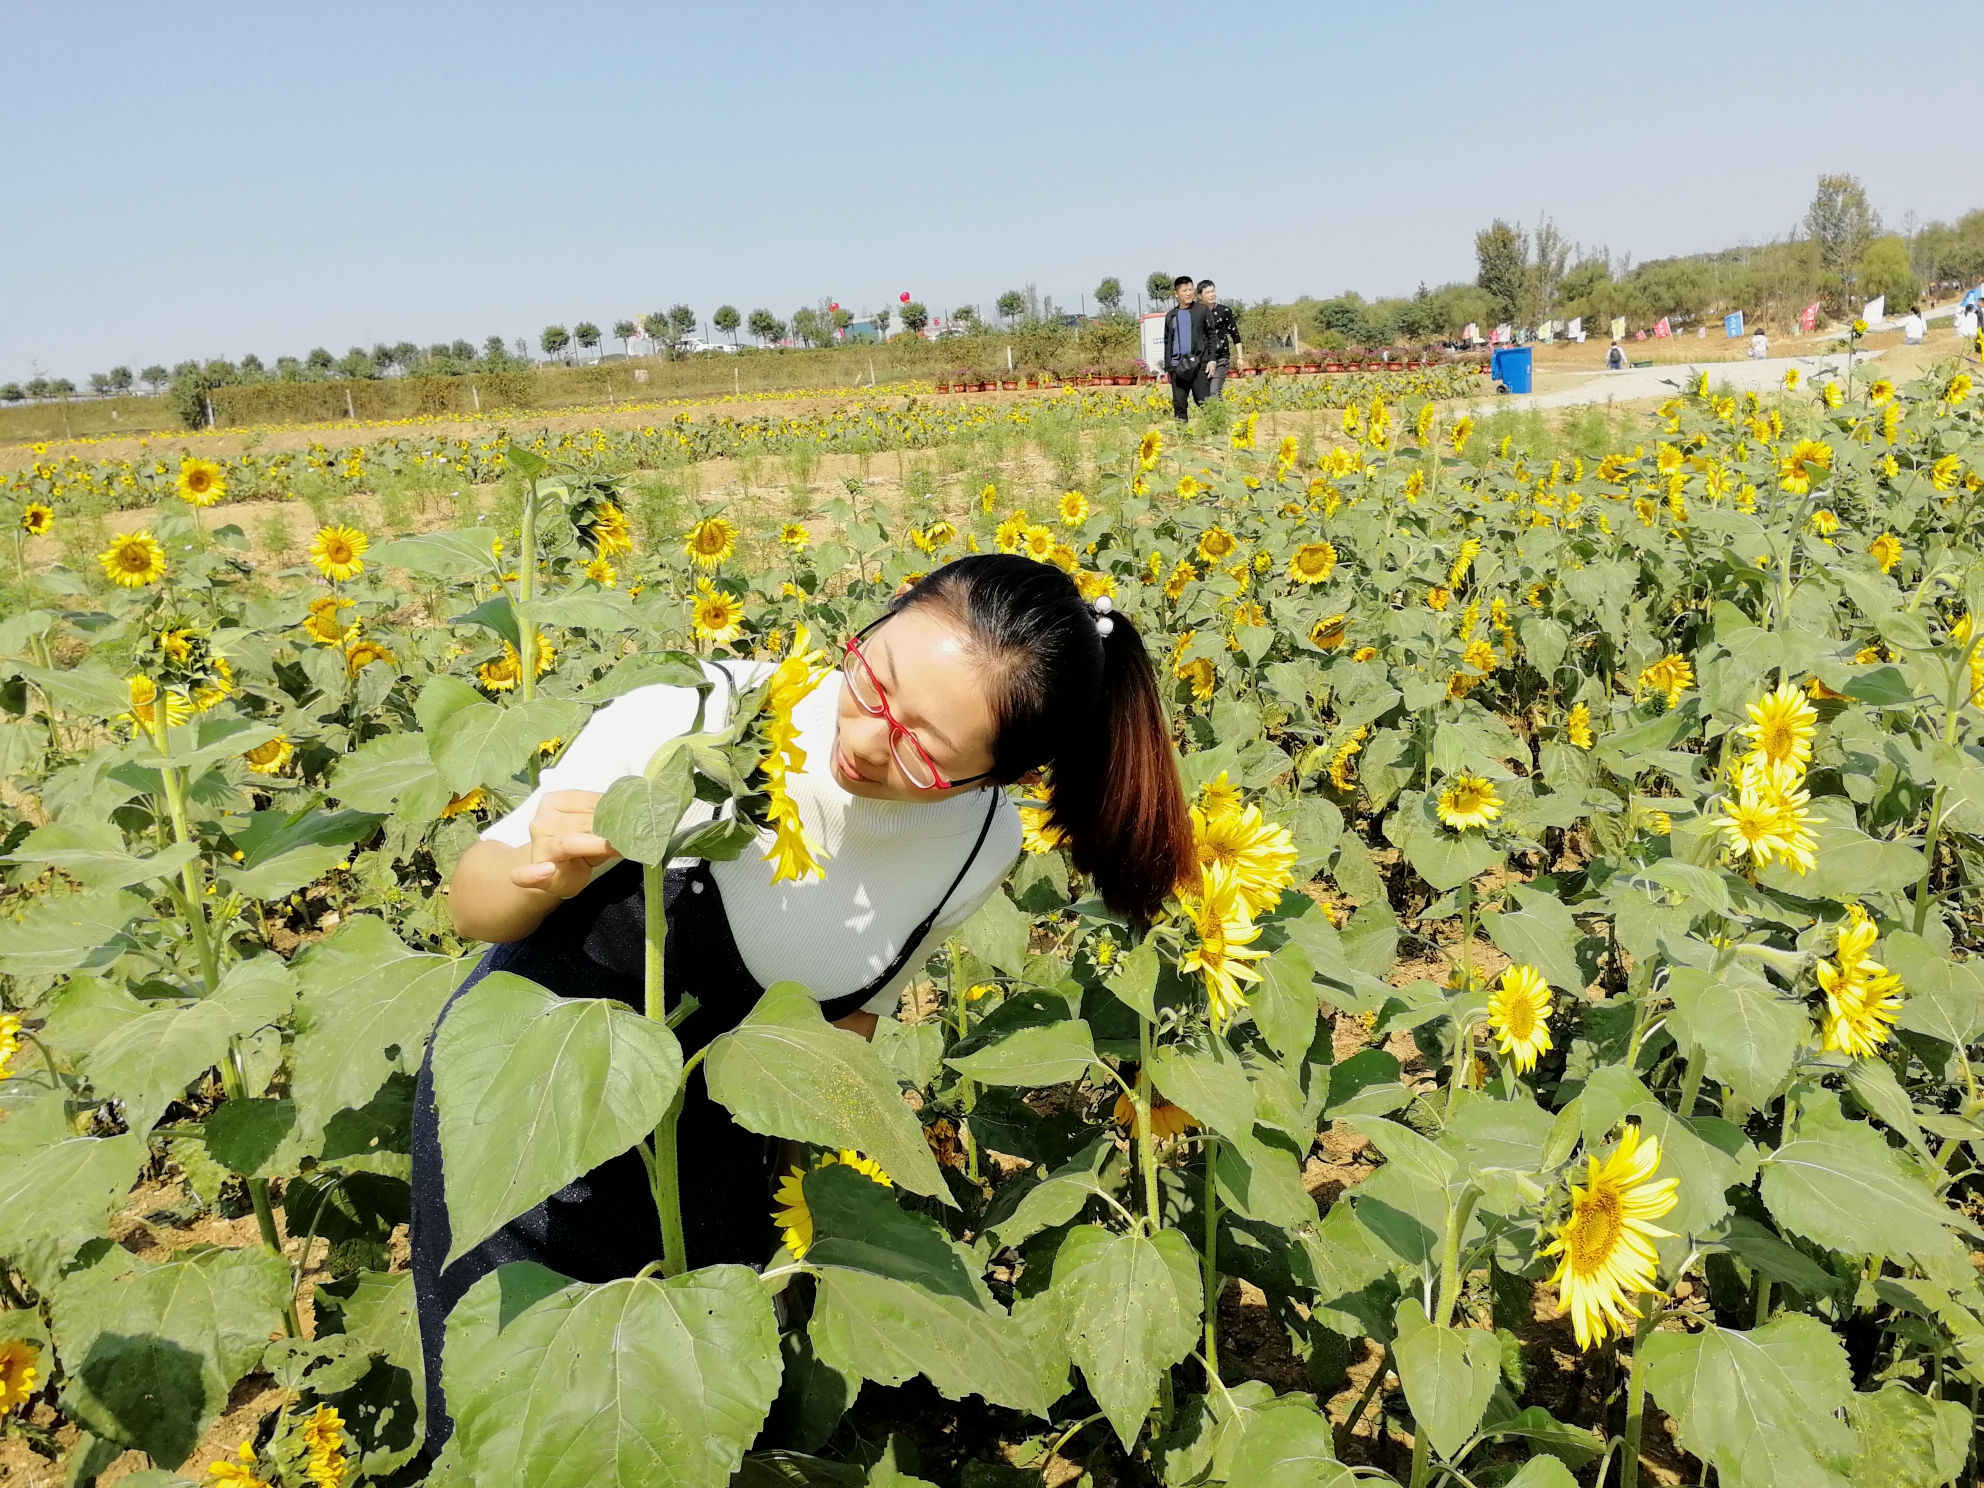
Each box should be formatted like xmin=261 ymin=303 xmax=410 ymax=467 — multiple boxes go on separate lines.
xmin=846 ymin=711 xmax=894 ymax=763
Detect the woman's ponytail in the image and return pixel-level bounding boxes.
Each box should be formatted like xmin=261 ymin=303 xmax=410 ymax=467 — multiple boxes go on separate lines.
xmin=890 ymin=554 xmax=1194 ymax=921
xmin=1046 ymin=609 xmax=1193 ymax=919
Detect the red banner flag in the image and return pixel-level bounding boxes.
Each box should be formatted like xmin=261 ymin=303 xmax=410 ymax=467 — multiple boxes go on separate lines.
xmin=1653 ymin=317 xmax=1672 ymax=339
xmin=1800 ymin=302 xmax=1820 ymax=333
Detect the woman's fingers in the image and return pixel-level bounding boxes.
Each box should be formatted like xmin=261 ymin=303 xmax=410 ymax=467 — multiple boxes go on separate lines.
xmin=542 ymin=832 xmax=613 ymax=863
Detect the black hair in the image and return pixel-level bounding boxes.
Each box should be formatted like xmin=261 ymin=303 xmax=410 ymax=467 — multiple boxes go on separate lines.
xmin=1196 ymin=279 xmax=1215 ymax=291
xmin=885 ymin=554 xmax=1192 ymax=920
xmin=1173 ymin=275 xmax=1195 ymax=290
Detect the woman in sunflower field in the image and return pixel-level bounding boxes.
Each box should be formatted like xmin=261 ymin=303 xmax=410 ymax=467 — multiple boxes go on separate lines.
xmin=409 ymin=552 xmax=1194 ymax=1452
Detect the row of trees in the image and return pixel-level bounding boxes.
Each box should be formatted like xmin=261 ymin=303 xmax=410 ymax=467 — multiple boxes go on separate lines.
xmin=1462 ymin=175 xmax=1984 ymax=339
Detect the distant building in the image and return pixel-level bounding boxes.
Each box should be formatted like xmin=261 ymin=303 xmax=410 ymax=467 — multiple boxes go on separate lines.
xmin=843 ymin=319 xmax=882 ymax=343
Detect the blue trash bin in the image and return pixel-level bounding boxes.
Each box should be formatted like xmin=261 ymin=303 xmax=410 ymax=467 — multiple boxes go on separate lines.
xmin=1490 ymin=346 xmax=1533 ymax=394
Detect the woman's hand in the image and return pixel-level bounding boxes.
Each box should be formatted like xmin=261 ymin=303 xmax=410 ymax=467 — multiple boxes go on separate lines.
xmin=447 ymin=791 xmax=620 ymax=944
xmin=511 ymin=790 xmax=617 ymax=899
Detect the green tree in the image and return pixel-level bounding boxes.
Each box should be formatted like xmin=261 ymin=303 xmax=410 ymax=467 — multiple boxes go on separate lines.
xmin=0 ymin=384 xmax=21 ymax=402
xmin=305 ymin=347 xmax=335 ymax=376
xmin=574 ymin=322 xmax=602 ymax=356
xmin=791 ymin=307 xmax=831 ymax=348
xmin=612 ymin=319 xmax=638 ymax=352
xmin=140 ymin=365 xmax=168 ymax=391
xmin=713 ymin=305 xmax=741 ymax=342
xmin=668 ymin=305 xmax=697 ymax=342
xmin=1805 ymin=173 xmax=1880 ymax=306
xmin=107 ymin=365 xmax=134 ymax=394
xmin=88 ymin=373 xmax=110 ymax=396
xmin=746 ymin=308 xmax=784 ymax=344
xmin=901 ymin=301 xmax=930 ymax=335
xmin=1474 ymin=219 xmax=1529 ymax=324
xmin=1858 ymin=235 xmax=1919 ymax=309
xmin=540 ymin=325 xmax=572 ymax=359
xmin=1146 ymin=270 xmax=1173 ymax=304
xmin=873 ymin=306 xmax=893 ymax=338
xmin=483 ymin=335 xmax=509 ymax=363
xmin=1095 ymin=277 xmax=1124 ymax=315
xmin=995 ymin=290 xmax=1026 ymax=324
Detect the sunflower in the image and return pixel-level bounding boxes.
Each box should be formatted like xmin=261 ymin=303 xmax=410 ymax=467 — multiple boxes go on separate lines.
xmin=1816 ymin=910 xmax=1905 ymax=1058
xmin=1137 ymin=429 xmax=1163 ymax=469
xmin=1448 ymin=415 xmax=1474 ymax=455
xmin=1425 ymin=586 xmax=1452 ymax=612
xmin=1174 ymin=656 xmax=1217 ymax=702
xmin=584 ymin=557 xmax=618 ymax=586
xmin=1713 ymin=759 xmax=1819 ymax=875
xmin=1326 ymin=726 xmax=1369 ymax=791
xmin=1074 ymin=570 xmax=1116 ymax=604
xmin=1276 ymin=433 xmax=1299 ymax=470
xmin=1460 ymin=638 xmax=1497 ymax=675
xmin=1635 ymin=654 xmax=1694 ymax=709
xmin=980 ymin=483 xmax=999 ymax=512
xmin=1739 ymin=682 xmax=1817 ymax=775
xmin=1310 ymin=614 xmax=1349 ymax=650
xmin=684 ymin=516 xmax=737 ymax=568
xmin=1198 ymin=770 xmax=1244 ymax=819
xmin=440 ymin=787 xmax=486 ymax=819
xmin=20 ymin=502 xmax=53 ymax=537
xmin=1018 ymin=789 xmax=1067 ymax=855
xmin=208 ymin=1441 xmax=271 ymax=1488
xmin=244 ymin=734 xmax=293 ymax=776
xmin=1930 ymin=455 xmax=1962 ymax=493
xmin=300 ymin=1403 xmax=349 ymax=1488
xmin=1487 ymin=964 xmax=1553 ymax=1073
xmin=923 ymin=520 xmax=957 ymax=549
xmin=1866 ymin=378 xmax=1895 ymax=405
xmin=1543 ymin=1124 xmax=1679 ymax=1350
xmin=1809 ymin=508 xmax=1839 ymax=537
xmin=1177 ymin=861 xmax=1269 ymax=1028
xmin=1163 ymin=561 xmax=1198 ymax=601
xmin=1436 ymin=773 xmax=1501 ymax=831
xmin=1059 ymin=490 xmax=1091 ymax=526
xmin=691 ymin=580 xmax=746 ymax=645
xmin=477 ymin=646 xmax=522 ymax=692
xmin=779 ymin=521 xmax=811 ymax=549
xmin=1778 ymin=439 xmax=1832 ymax=495
xmin=0 ymin=1338 xmax=38 ymax=1416
xmin=98 ymin=530 xmax=166 ymax=588
xmin=1192 ymin=801 xmax=1297 ymax=919
xmin=1869 ymin=532 xmax=1903 ymax=574
xmin=175 ymin=456 xmax=227 ymax=507
xmin=344 ymin=638 xmax=395 ymax=677
xmin=994 ymin=512 xmax=1029 ymax=553
xmin=1197 ymin=526 xmax=1237 ymax=564
xmin=1021 ymin=525 xmax=1057 ymax=562
xmin=755 ymin=625 xmax=831 ymax=882
xmin=1567 ymin=702 xmax=1594 ymax=749
xmin=1287 ymin=542 xmax=1337 ymax=584
xmin=587 ymin=501 xmax=634 ymax=557
xmin=309 ymin=524 xmax=369 ymax=582
xmin=1446 ymin=537 xmax=1481 ymax=588
xmin=0 ymin=1014 xmax=20 ymax=1083
xmin=302 ymin=595 xmax=357 ymax=646
xmin=124 ymin=675 xmax=192 ymax=737
xmin=773 ymin=1149 xmax=893 ymax=1257
xmin=1943 ymin=372 xmax=1973 ymax=406
xmin=1112 ymin=1077 xmax=1201 ymax=1141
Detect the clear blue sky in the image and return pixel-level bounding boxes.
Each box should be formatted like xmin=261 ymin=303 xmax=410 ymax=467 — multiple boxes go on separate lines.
xmin=3 ymin=0 xmax=1973 ymax=382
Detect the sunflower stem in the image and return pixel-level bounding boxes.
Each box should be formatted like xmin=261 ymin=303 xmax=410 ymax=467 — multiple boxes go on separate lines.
xmin=517 ymin=474 xmax=541 ymax=788
xmin=1201 ymin=1136 xmax=1220 ymax=1383
xmin=216 ymin=1037 xmax=299 ymax=1334
xmin=1753 ymin=1274 xmax=1772 ymax=1327
xmin=1677 ymin=1043 xmax=1705 ymax=1119
xmin=1434 ymin=1183 xmax=1482 ymax=1330
xmin=153 ymin=719 xmax=221 ymax=998
xmin=1136 ymin=1015 xmax=1161 ymax=1233
xmin=1913 ymin=639 xmax=1977 ymax=934
xmin=1619 ymin=1303 xmax=1658 ymax=1488
xmin=642 ymin=860 xmax=689 ymax=1277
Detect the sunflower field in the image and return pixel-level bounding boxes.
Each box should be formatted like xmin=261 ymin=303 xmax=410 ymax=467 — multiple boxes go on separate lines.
xmin=1 ymin=356 xmax=1983 ymax=1488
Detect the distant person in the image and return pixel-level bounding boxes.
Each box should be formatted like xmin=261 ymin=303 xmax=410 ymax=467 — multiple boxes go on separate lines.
xmin=1197 ymin=280 xmax=1245 ymax=398
xmin=1901 ymin=305 xmax=1926 ymax=345
xmin=1606 ymin=340 xmax=1628 ymax=371
xmin=1750 ymin=327 xmax=1769 ymax=359
xmin=1956 ymin=303 xmax=1980 ymax=341
xmin=1163 ymin=275 xmax=1211 ymax=420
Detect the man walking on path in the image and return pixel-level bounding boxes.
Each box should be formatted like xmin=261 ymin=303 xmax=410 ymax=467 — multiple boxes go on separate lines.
xmin=1198 ymin=279 xmax=1244 ymax=399
xmin=1164 ymin=275 xmax=1212 ymax=420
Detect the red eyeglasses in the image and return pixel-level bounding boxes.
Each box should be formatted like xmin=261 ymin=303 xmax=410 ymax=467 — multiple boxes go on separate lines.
xmin=841 ymin=634 xmax=992 ymax=791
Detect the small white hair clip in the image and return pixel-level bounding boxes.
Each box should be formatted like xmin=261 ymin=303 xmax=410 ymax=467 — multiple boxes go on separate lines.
xmin=1092 ymin=595 xmax=1114 ymax=636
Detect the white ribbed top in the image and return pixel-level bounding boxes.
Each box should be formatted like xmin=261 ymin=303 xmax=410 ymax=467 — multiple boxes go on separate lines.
xmin=482 ymin=663 xmax=1022 ymax=1015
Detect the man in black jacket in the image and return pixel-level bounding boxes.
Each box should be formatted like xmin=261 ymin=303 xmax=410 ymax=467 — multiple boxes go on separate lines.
xmin=1163 ymin=275 xmax=1212 ymax=420
xmin=1198 ymin=280 xmax=1245 ymax=399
